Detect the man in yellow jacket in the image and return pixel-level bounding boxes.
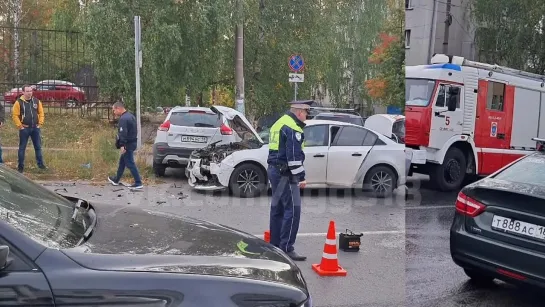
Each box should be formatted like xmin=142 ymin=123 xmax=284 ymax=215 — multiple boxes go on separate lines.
xmin=12 ymin=84 xmax=46 ymax=173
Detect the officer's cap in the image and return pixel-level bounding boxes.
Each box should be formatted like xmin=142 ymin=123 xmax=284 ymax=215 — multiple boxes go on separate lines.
xmin=288 ymin=100 xmax=314 ymax=110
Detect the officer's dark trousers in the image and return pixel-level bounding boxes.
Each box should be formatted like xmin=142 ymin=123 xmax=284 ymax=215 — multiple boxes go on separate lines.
xmin=268 ymin=165 xmax=301 ymax=253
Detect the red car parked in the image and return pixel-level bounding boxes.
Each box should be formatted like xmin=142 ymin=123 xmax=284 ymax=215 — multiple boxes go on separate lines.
xmin=3 ymin=80 xmax=86 ymax=107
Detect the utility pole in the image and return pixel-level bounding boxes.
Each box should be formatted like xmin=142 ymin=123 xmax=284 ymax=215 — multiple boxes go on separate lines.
xmin=235 ymin=0 xmax=245 ymax=115
xmin=427 ymin=0 xmax=438 ymax=62
xmin=134 ymin=16 xmax=142 ymax=149
xmin=442 ymin=0 xmax=452 ymax=54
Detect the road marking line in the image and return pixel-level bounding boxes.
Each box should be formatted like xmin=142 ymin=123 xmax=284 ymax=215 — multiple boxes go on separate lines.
xmin=252 ymin=230 xmax=404 ymax=238
xmin=405 ymin=205 xmax=453 ymax=210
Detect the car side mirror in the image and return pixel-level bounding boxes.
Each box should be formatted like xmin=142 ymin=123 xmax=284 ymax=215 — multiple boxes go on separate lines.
xmin=0 ymin=245 xmax=10 ymax=270
xmin=447 ymin=97 xmax=456 ymax=112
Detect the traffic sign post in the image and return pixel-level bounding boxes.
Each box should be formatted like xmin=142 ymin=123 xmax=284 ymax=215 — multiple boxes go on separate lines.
xmin=288 ymin=54 xmax=304 ymax=100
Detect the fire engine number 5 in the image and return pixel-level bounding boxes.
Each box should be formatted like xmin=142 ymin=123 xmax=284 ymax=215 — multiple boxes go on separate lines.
xmin=445 ymin=116 xmax=450 ymax=126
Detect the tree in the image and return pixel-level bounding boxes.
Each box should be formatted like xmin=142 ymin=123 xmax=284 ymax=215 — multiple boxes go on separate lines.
xmin=471 ymin=0 xmax=545 ymax=74
xmin=364 ymin=0 xmax=404 ymax=108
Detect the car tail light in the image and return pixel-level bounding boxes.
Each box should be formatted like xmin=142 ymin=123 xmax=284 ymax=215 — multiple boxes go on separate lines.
xmin=497 ymin=268 xmax=526 ymax=281
xmin=455 ymin=192 xmax=486 ymax=217
xmin=158 ymin=120 xmax=171 ymax=131
xmin=220 ymin=124 xmax=232 ymax=135
xmin=188 ymin=110 xmax=206 ymax=114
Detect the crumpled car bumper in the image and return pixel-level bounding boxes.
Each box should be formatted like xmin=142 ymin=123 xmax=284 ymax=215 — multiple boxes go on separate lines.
xmin=185 ymin=158 xmax=235 ymax=191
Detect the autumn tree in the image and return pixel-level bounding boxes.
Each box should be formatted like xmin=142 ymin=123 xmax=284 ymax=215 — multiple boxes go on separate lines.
xmin=364 ymin=0 xmax=404 ymax=108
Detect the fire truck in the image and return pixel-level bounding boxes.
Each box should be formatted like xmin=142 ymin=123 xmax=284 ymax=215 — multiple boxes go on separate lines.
xmin=405 ymin=53 xmax=545 ymax=191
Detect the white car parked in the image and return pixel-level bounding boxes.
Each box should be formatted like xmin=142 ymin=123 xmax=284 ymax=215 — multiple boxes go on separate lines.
xmin=152 ymin=106 xmax=249 ymax=176
xmin=185 ymin=108 xmax=406 ymax=198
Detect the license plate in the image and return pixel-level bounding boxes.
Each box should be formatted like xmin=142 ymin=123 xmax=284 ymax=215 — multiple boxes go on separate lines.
xmin=181 ymin=135 xmax=207 ymax=143
xmin=491 ymin=215 xmax=545 ymax=240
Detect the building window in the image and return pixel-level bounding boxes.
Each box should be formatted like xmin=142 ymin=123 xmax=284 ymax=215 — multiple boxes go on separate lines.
xmin=405 ymin=30 xmax=411 ymax=48
xmin=405 ymin=0 xmax=413 ymax=9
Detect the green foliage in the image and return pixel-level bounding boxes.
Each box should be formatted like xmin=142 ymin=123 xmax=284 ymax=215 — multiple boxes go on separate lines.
xmin=12 ymin=0 xmax=390 ymax=117
xmin=471 ymin=0 xmax=545 ymax=73
xmin=365 ymin=0 xmax=405 ymax=108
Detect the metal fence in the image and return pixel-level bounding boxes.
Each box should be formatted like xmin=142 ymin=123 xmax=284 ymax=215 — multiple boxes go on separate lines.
xmin=0 ymin=26 xmax=114 ymax=120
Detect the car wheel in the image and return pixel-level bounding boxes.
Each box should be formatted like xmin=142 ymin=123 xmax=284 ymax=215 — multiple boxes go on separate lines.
xmin=153 ymin=162 xmax=166 ymax=177
xmin=463 ymin=268 xmax=494 ymax=284
xmin=364 ymin=165 xmax=396 ymax=198
xmin=65 ymin=99 xmax=79 ymax=108
xmin=430 ymin=147 xmax=467 ymax=192
xmin=229 ymin=163 xmax=267 ymax=198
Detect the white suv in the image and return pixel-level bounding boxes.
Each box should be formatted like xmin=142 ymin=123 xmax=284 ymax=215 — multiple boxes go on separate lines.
xmin=152 ymin=106 xmax=240 ymax=176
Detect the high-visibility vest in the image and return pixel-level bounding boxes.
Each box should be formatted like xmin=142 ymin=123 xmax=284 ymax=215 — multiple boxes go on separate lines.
xmin=268 ymin=114 xmax=304 ymax=151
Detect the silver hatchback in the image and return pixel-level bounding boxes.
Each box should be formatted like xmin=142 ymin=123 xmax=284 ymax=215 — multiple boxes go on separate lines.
xmin=152 ymin=106 xmax=239 ymax=176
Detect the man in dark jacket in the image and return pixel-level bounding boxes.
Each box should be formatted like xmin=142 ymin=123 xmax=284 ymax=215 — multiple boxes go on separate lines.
xmin=107 ymin=101 xmax=143 ymax=189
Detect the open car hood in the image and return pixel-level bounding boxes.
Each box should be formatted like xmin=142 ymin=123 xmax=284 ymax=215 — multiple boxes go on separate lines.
xmin=210 ymin=106 xmax=263 ymax=144
xmin=364 ymin=114 xmax=405 ymax=137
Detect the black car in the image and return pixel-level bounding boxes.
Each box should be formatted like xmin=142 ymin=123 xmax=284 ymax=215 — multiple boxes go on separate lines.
xmin=312 ymin=112 xmax=364 ymax=126
xmin=0 ymin=165 xmax=312 ymax=306
xmin=450 ymin=143 xmax=545 ymax=288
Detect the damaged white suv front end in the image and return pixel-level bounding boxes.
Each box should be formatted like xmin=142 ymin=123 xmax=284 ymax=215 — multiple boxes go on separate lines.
xmin=185 ymin=106 xmax=269 ymax=198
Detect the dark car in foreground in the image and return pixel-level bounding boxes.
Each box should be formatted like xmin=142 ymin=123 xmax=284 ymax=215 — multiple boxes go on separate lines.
xmin=0 ymin=165 xmax=311 ymax=306
xmin=450 ymin=142 xmax=545 ymax=288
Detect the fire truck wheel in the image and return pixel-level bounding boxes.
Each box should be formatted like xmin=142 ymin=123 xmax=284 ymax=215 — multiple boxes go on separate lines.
xmin=431 ymin=147 xmax=467 ymax=191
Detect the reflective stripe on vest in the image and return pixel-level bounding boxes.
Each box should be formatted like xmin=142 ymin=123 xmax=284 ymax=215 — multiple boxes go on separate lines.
xmin=269 ymin=114 xmax=304 ymax=151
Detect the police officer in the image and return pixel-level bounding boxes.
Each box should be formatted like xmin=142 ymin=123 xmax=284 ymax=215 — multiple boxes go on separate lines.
xmin=267 ymin=100 xmax=311 ymax=261
xmin=107 ymin=101 xmax=143 ymax=190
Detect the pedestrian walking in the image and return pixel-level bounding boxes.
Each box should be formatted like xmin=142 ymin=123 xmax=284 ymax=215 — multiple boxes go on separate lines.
xmin=266 ymin=100 xmax=311 ymax=261
xmin=12 ymin=84 xmax=46 ymax=173
xmin=107 ymin=101 xmax=143 ymax=190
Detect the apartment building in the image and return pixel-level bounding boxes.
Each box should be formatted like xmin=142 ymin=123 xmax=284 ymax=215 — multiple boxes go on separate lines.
xmin=405 ymin=0 xmax=477 ymax=65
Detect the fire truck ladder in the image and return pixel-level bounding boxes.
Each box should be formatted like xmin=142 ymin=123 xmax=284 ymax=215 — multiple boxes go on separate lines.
xmin=462 ymin=59 xmax=545 ymax=83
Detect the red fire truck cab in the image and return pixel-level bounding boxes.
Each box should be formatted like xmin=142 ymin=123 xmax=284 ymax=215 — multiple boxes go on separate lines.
xmin=406 ymin=54 xmax=545 ymax=191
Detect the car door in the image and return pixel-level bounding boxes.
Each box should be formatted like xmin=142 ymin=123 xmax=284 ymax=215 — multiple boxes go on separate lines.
xmin=326 ymin=125 xmax=374 ymax=187
xmin=0 ymin=236 xmax=54 ymax=306
xmin=302 ymin=124 xmax=329 ymax=184
xmin=428 ymin=83 xmax=464 ymax=149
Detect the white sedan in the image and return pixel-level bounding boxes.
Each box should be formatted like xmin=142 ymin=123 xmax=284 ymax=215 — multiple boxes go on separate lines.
xmin=185 ymin=108 xmax=406 ymax=198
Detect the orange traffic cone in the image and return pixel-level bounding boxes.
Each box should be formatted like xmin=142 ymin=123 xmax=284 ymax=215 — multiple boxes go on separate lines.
xmin=312 ymin=220 xmax=347 ymax=277
xmin=264 ymin=230 xmax=270 ymax=243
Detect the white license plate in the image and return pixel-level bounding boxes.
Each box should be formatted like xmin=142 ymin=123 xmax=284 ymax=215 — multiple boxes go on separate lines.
xmin=492 ymin=215 xmax=545 ymax=240
xmin=181 ymin=135 xmax=207 ymax=143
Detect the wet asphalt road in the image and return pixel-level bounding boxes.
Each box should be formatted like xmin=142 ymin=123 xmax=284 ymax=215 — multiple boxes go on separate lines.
xmin=43 ymin=169 xmax=405 ymax=307
xmin=406 ymin=174 xmax=545 ymax=307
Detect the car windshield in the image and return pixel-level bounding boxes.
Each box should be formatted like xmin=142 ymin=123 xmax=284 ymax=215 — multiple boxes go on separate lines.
xmin=393 ymin=119 xmax=405 ymax=143
xmin=170 ymin=111 xmax=222 ymax=128
xmin=0 ymin=166 xmax=86 ymax=249
xmin=259 ymin=127 xmax=271 ymax=144
xmin=493 ymin=154 xmax=545 ymax=187
xmin=406 ymin=78 xmax=436 ymax=107
xmin=228 ymin=116 xmax=262 ymax=144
